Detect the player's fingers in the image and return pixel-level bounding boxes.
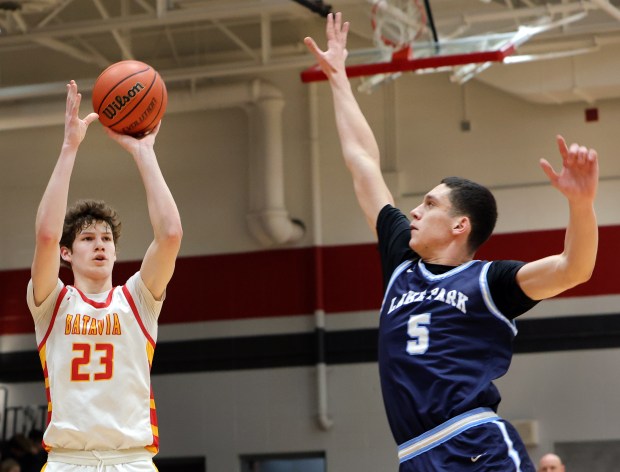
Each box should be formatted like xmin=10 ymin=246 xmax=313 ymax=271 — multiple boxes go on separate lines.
xmin=342 ymin=21 xmax=350 ymax=36
xmin=83 ymin=113 xmax=99 ymax=126
xmin=588 ymin=149 xmax=600 ymax=181
xmin=556 ymin=135 xmax=568 ymax=159
xmin=67 ymin=92 xmax=82 ymax=118
xmin=149 ymin=121 xmax=162 ymax=137
xmin=65 ymin=84 xmax=73 ymax=111
xmin=540 ymin=158 xmax=558 ymax=183
xmin=566 ymin=142 xmax=580 ymax=165
xmin=576 ymin=145 xmax=588 ymax=165
xmin=588 ymin=148 xmax=598 ymax=164
xmin=334 ymin=12 xmax=347 ymax=40
xmin=66 ymin=81 xmax=78 ymax=108
xmin=555 ymin=134 xmax=568 ymax=154
xmin=304 ymin=36 xmax=322 ymax=57
xmin=334 ymin=11 xmax=341 ymax=30
xmin=326 ymin=12 xmax=334 ymax=37
xmin=339 ymin=20 xmax=350 ymax=47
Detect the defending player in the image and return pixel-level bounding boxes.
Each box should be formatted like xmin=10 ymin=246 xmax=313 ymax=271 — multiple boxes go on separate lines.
xmin=304 ymin=13 xmax=598 ymax=471
xmin=27 ymin=81 xmax=182 ymax=471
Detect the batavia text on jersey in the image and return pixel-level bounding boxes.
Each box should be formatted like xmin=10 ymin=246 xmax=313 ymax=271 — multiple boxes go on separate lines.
xmin=64 ymin=313 xmax=122 ymax=336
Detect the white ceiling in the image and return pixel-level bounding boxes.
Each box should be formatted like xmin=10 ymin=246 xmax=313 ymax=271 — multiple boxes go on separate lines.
xmin=1 ymin=0 xmax=620 ymax=104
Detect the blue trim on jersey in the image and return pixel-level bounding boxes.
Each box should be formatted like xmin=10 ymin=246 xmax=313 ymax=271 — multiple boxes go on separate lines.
xmin=493 ymin=420 xmax=523 ymax=472
xmin=381 ymin=259 xmax=478 ymax=315
xmin=380 ymin=259 xmax=414 ymax=315
xmin=386 ymin=259 xmax=518 ymax=337
xmin=397 ymin=407 xmax=499 ymax=463
xmin=479 ymin=262 xmax=518 ymax=336
xmin=417 ymin=260 xmax=477 ymax=281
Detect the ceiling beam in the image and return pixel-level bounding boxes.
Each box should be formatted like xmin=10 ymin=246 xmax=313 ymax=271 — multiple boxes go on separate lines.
xmin=92 ymin=0 xmax=134 ymax=60
xmin=0 ymin=0 xmax=308 ymax=48
xmin=37 ymin=0 xmax=77 ymax=29
xmin=211 ymin=19 xmax=259 ymax=60
xmin=0 ymin=53 xmax=316 ymax=102
xmin=32 ymin=37 xmax=110 ymax=66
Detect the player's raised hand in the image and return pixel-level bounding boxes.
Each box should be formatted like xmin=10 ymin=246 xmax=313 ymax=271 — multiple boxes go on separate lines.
xmin=104 ymin=121 xmax=161 ymax=156
xmin=63 ymin=80 xmax=98 ymax=148
xmin=539 ymin=135 xmax=599 ymax=204
xmin=304 ymin=12 xmax=350 ymax=80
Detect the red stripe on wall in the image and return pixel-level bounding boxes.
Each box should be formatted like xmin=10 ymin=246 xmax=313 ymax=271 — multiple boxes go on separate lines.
xmin=1 ymin=225 xmax=617 ymax=334
xmin=477 ymin=225 xmax=617 ymax=297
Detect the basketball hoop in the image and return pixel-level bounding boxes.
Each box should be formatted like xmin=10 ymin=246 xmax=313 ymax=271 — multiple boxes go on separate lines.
xmin=362 ymin=0 xmax=430 ymax=92
xmin=300 ymin=3 xmax=589 ymax=91
xmin=370 ymin=0 xmax=428 ymax=53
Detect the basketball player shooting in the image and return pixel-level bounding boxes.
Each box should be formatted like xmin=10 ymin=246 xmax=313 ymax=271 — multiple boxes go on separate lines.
xmin=305 ymin=13 xmax=598 ymax=472
xmin=27 ymin=80 xmax=183 ymax=472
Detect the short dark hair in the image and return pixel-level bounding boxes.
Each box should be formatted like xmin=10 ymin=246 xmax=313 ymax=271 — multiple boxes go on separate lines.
xmin=60 ymin=199 xmax=121 ymax=254
xmin=441 ymin=176 xmax=497 ymax=253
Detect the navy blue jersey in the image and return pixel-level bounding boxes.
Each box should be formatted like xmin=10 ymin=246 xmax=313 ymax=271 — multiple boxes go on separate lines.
xmin=379 ymin=257 xmax=516 ymax=445
xmin=376 ymin=205 xmax=537 ymax=448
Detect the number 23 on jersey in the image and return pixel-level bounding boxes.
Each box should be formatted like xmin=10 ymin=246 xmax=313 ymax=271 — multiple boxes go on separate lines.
xmin=71 ymin=342 xmax=114 ymax=381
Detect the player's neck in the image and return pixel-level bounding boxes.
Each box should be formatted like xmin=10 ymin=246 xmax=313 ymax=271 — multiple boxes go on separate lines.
xmin=72 ymin=274 xmax=113 ymax=294
xmin=423 ymin=256 xmax=472 ymax=267
xmin=421 ymin=245 xmax=473 ymax=267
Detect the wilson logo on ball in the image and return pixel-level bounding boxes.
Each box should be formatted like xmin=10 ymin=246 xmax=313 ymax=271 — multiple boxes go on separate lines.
xmin=100 ymin=82 xmax=146 ymax=120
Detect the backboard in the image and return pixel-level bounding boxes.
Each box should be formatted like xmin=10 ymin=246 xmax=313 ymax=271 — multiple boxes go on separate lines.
xmin=301 ymin=0 xmax=588 ymax=91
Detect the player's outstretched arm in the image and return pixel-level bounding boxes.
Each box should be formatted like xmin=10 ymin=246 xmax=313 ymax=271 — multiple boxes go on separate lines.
xmin=31 ymin=81 xmax=98 ymax=305
xmin=105 ymin=123 xmax=182 ymax=300
xmin=304 ymin=12 xmax=393 ymax=232
xmin=516 ymin=135 xmax=598 ymax=300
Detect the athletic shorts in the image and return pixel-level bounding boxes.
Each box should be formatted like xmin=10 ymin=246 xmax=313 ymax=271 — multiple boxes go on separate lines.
xmin=43 ymin=449 xmax=158 ymax=472
xmin=400 ymin=420 xmax=535 ymax=472
xmin=42 ymin=461 xmax=157 ymax=472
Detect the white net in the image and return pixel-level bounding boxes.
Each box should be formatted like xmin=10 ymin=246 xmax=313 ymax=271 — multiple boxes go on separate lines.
xmin=370 ymin=0 xmax=429 ymax=54
xmin=359 ymin=0 xmax=429 ymax=93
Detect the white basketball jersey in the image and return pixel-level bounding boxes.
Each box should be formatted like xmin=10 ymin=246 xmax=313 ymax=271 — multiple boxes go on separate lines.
xmin=36 ymin=277 xmax=159 ymax=453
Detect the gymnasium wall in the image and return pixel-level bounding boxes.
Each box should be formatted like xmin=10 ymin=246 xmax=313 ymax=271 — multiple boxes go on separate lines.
xmin=0 ymin=66 xmax=619 ymax=471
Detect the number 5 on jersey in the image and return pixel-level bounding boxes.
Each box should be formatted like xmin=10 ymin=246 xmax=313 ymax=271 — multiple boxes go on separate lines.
xmin=407 ymin=313 xmax=431 ymax=355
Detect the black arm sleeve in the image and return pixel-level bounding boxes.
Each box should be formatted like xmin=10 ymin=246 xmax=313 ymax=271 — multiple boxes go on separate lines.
xmin=487 ymin=260 xmax=540 ymax=319
xmin=377 ymin=205 xmax=418 ymax=290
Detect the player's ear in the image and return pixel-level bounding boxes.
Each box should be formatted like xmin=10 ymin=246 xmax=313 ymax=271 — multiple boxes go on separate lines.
xmin=453 ymin=216 xmax=470 ymax=236
xmin=60 ymin=246 xmax=72 ymax=263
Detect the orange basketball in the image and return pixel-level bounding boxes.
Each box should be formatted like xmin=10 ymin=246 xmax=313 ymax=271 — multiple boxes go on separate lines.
xmin=92 ymin=60 xmax=167 ymax=137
